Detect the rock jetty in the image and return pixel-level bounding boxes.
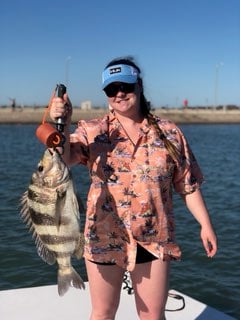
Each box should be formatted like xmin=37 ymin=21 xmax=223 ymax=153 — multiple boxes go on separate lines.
xmin=1 ymin=107 xmax=240 ymax=124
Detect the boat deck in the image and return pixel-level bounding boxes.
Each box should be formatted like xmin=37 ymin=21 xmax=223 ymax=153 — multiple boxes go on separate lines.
xmin=0 ymin=283 xmax=236 ymax=319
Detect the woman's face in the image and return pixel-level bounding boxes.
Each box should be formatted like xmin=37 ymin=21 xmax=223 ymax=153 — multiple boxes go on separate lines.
xmin=106 ymin=82 xmax=142 ymax=118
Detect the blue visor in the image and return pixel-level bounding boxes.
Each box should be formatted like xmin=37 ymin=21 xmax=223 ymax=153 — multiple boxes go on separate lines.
xmin=102 ymin=64 xmax=139 ymax=89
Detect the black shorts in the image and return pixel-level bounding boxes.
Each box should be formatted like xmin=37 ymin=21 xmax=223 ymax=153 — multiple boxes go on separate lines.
xmin=89 ymin=244 xmax=158 ymax=265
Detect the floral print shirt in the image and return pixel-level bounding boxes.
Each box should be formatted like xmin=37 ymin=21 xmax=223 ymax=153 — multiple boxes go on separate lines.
xmin=70 ymin=112 xmax=204 ymax=271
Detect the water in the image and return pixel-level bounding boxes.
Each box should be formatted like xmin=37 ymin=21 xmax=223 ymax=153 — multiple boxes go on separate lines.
xmin=0 ymin=124 xmax=239 ymax=319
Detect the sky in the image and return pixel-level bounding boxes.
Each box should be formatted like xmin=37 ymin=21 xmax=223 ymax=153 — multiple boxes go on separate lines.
xmin=1 ymin=0 xmax=240 ymax=108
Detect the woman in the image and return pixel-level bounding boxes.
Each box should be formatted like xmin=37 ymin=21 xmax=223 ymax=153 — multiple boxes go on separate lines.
xmin=50 ymin=57 xmax=217 ymax=320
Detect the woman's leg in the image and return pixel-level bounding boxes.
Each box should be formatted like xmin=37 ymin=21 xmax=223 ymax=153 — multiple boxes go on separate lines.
xmin=130 ymin=259 xmax=170 ymax=320
xmin=85 ymin=260 xmax=125 ymax=320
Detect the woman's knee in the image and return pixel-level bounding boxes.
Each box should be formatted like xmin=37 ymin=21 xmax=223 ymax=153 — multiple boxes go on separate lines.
xmin=90 ymin=301 xmax=119 ymax=320
xmin=135 ymin=299 xmax=166 ymax=320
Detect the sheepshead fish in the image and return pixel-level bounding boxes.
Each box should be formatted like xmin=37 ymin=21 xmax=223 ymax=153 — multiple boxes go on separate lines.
xmin=20 ymin=149 xmax=85 ymax=296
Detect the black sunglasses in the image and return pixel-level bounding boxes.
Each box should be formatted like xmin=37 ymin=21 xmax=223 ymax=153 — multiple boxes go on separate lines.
xmin=103 ymin=83 xmax=136 ymax=97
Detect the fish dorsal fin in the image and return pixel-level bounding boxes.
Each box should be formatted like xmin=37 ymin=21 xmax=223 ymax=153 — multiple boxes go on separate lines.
xmin=35 ymin=234 xmax=56 ymax=265
xmin=20 ymin=191 xmax=56 ymax=265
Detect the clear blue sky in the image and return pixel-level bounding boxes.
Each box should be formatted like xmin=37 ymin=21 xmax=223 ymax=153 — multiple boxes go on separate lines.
xmin=1 ymin=0 xmax=240 ymax=108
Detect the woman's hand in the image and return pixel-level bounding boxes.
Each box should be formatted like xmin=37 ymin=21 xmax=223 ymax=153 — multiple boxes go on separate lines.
xmin=50 ymin=93 xmax=72 ymax=126
xmin=181 ymin=189 xmax=218 ymax=257
xmin=200 ymin=226 xmax=217 ymax=258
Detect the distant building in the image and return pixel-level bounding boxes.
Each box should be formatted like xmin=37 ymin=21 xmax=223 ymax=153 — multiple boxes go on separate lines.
xmin=81 ymin=100 xmax=92 ymax=110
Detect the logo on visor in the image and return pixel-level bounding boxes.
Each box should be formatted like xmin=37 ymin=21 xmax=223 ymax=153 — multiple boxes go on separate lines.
xmin=109 ymin=67 xmax=121 ymax=74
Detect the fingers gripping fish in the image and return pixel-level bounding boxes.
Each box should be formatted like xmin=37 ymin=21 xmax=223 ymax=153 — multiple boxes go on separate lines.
xmin=20 ymin=149 xmax=85 ymax=296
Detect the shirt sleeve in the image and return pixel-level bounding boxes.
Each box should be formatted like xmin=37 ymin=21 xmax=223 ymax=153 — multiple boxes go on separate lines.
xmin=69 ymin=120 xmax=90 ymax=165
xmin=172 ymin=126 xmax=204 ymax=194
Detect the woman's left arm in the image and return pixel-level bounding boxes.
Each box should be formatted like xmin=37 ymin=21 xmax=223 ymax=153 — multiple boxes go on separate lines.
xmin=181 ymin=189 xmax=218 ymax=257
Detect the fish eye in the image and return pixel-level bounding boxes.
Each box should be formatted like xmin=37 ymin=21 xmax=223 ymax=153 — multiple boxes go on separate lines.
xmin=38 ymin=165 xmax=44 ymax=172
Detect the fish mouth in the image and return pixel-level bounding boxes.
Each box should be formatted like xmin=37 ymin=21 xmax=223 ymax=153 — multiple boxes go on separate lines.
xmin=51 ymin=149 xmax=69 ymax=183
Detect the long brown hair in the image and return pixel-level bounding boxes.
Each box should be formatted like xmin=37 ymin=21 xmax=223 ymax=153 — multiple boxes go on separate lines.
xmin=105 ymin=56 xmax=180 ymax=163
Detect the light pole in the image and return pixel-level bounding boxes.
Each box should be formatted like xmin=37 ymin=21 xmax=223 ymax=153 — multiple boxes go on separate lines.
xmin=65 ymin=56 xmax=72 ymax=88
xmin=214 ymin=62 xmax=223 ymax=108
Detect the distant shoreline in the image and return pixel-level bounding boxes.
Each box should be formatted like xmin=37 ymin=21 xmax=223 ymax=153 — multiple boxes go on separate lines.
xmin=1 ymin=107 xmax=240 ymax=124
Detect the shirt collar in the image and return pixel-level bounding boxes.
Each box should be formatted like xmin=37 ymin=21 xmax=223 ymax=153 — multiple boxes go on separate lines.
xmin=108 ymin=110 xmax=150 ymax=134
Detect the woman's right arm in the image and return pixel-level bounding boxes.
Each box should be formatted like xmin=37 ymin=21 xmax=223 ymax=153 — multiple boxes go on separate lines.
xmin=49 ymin=94 xmax=73 ymax=166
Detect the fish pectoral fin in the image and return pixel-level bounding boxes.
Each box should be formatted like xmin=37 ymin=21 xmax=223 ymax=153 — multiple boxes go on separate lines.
xmin=74 ymin=233 xmax=85 ymax=259
xmin=55 ymin=190 xmax=67 ymax=227
xmin=36 ymin=235 xmax=56 ymax=265
xmin=56 ymin=187 xmax=67 ymax=199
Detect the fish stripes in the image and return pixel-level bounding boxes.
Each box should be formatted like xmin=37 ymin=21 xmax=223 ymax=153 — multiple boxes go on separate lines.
xmin=40 ymin=234 xmax=77 ymax=245
xmin=28 ymin=186 xmax=55 ymax=204
xmin=20 ymin=149 xmax=85 ymax=296
xmin=29 ymin=209 xmax=56 ymax=226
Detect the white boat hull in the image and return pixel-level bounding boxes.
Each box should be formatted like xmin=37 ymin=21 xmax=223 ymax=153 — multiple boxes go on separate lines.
xmin=0 ymin=283 xmax=236 ymax=319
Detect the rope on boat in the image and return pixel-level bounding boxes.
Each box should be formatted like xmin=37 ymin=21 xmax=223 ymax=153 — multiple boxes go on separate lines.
xmin=165 ymin=292 xmax=185 ymax=312
xmin=122 ymin=271 xmax=185 ymax=312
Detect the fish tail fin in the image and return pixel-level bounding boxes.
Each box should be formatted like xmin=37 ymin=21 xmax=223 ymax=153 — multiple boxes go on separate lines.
xmin=58 ymin=267 xmax=85 ymax=296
